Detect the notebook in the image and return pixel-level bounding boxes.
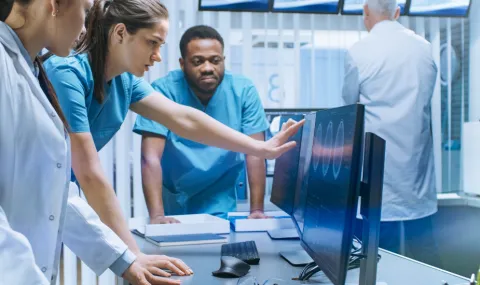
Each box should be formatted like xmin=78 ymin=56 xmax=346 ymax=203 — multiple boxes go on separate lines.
xmin=132 ymin=230 xmax=228 ymax=247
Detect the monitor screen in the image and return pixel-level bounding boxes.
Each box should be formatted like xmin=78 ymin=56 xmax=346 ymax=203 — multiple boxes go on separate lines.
xmin=301 ymin=104 xmax=364 ymax=285
xmin=341 ymin=0 xmax=407 ymax=15
xmin=271 ymin=0 xmax=341 ymax=14
xmin=291 ymin=113 xmax=316 ymax=236
xmin=265 ymin=109 xmax=322 ymax=176
xmin=198 ymin=0 xmax=271 ymax=12
xmin=270 ymin=114 xmax=305 ymax=215
xmin=408 ymin=0 xmax=471 ymax=17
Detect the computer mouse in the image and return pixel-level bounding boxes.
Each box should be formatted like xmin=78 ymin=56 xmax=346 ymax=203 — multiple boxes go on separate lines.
xmin=212 ymin=256 xmax=251 ymax=278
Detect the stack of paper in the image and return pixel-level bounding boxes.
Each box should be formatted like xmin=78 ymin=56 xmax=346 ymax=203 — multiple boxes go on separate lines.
xmin=228 ymin=211 xmax=295 ymax=232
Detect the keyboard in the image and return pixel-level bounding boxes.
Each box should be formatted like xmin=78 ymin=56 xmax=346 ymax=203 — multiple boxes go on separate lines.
xmin=221 ymin=241 xmax=260 ymax=265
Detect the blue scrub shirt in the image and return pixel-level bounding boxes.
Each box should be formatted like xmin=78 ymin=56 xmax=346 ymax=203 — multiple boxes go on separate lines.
xmin=133 ymin=70 xmax=269 ymax=217
xmin=43 ymin=53 xmax=154 ymax=179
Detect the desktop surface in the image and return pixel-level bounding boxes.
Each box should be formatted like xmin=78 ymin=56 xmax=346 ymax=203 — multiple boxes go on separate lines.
xmin=129 ymin=229 xmax=469 ymax=285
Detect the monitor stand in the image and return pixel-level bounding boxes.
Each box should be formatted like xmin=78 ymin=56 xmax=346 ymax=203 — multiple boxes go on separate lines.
xmin=358 ymin=133 xmax=386 ymax=285
xmin=267 ymin=228 xmax=299 ymax=240
xmin=279 ymin=249 xmax=313 ymax=267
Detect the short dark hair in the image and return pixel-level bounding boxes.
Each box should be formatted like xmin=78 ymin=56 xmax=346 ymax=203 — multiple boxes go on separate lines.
xmin=179 ymin=25 xmax=224 ymax=58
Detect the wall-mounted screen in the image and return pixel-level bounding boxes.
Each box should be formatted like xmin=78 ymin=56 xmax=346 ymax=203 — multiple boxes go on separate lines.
xmin=199 ymin=0 xmax=271 ymax=12
xmin=408 ymin=0 xmax=471 ymax=17
xmin=341 ymin=0 xmax=407 ymax=15
xmin=272 ymin=0 xmax=341 ymax=14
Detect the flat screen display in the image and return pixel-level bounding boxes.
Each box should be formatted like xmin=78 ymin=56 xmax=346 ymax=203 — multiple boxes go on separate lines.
xmin=199 ymin=0 xmax=271 ymax=12
xmin=342 ymin=0 xmax=407 ymax=15
xmin=408 ymin=0 xmax=471 ymax=17
xmin=272 ymin=0 xmax=341 ymax=14
xmin=291 ymin=113 xmax=315 ymax=236
xmin=265 ymin=109 xmax=321 ymax=176
xmin=301 ymin=104 xmax=364 ymax=285
xmin=270 ymin=114 xmax=305 ymax=215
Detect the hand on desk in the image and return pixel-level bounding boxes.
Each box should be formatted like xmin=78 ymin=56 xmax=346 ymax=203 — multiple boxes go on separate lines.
xmin=124 ymin=253 xmax=193 ymax=285
xmin=150 ymin=216 xmax=181 ymax=224
xmin=248 ymin=210 xmax=270 ymax=219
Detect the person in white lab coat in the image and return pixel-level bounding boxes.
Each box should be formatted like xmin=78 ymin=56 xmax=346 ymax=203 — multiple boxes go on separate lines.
xmin=342 ymin=0 xmax=441 ymax=264
xmin=0 ymin=0 xmax=191 ymax=284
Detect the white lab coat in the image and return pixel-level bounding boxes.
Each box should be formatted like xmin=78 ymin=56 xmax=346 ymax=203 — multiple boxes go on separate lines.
xmin=342 ymin=20 xmax=438 ymax=221
xmin=0 ymin=22 xmax=129 ymax=284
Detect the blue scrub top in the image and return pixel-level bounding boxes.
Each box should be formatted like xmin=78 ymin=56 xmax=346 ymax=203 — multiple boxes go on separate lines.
xmin=133 ymin=70 xmax=269 ymax=217
xmin=44 ymin=53 xmax=154 ymax=151
xmin=43 ymin=53 xmax=154 ymax=180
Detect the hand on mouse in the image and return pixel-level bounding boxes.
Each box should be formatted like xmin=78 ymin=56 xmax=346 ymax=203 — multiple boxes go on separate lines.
xmin=136 ymin=253 xmax=193 ymax=276
xmin=123 ymin=261 xmax=180 ymax=285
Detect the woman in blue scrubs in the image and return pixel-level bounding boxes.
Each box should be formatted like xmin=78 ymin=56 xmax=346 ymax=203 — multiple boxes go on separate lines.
xmin=44 ymin=0 xmax=302 ymax=274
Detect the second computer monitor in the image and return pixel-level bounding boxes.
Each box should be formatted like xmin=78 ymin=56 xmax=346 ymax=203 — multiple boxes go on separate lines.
xmin=270 ymin=114 xmax=306 ymax=215
xmin=291 ymin=112 xmax=316 ymax=236
xmin=301 ymin=104 xmax=365 ymax=285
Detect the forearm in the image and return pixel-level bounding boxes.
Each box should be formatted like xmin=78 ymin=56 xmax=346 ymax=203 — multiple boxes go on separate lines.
xmin=77 ymin=170 xmax=141 ymax=254
xmin=141 ymin=160 xmax=165 ymax=218
xmin=246 ymin=155 xmax=266 ymax=212
xmin=133 ymin=97 xmax=262 ymax=156
xmin=172 ymin=108 xmax=262 ymax=155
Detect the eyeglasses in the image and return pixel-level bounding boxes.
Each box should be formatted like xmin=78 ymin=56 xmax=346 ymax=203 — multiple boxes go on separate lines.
xmin=236 ymin=276 xmax=294 ymax=285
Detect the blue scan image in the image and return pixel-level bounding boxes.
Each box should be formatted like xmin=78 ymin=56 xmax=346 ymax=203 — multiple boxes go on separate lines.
xmin=200 ymin=0 xmax=270 ymax=12
xmin=342 ymin=0 xmax=407 ymax=15
xmin=272 ymin=0 xmax=341 ymax=13
xmin=409 ymin=0 xmax=471 ymax=16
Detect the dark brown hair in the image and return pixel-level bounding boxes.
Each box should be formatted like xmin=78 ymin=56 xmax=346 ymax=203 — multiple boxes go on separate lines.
xmin=75 ymin=0 xmax=169 ymax=104
xmin=1 ymin=0 xmax=68 ymax=127
xmin=0 ymin=0 xmax=15 ymax=22
xmin=35 ymin=57 xmax=69 ymax=128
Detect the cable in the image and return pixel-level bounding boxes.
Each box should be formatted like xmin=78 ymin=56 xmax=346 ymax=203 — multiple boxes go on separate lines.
xmin=294 ymin=262 xmax=318 ymax=281
xmin=294 ymin=237 xmax=382 ymax=281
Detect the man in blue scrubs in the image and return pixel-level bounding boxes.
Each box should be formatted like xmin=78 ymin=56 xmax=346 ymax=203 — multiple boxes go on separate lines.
xmin=133 ymin=25 xmax=270 ymax=223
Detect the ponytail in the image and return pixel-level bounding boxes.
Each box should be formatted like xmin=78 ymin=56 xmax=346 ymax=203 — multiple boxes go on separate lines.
xmin=35 ymin=56 xmax=69 ymax=129
xmin=75 ymin=0 xmax=110 ymax=104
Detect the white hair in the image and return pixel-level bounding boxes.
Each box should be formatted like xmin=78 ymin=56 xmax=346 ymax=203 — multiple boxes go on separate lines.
xmin=365 ymin=0 xmax=398 ymax=19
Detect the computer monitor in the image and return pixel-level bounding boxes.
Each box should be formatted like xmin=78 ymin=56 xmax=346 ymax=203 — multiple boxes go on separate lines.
xmin=198 ymin=0 xmax=271 ymax=12
xmin=291 ymin=112 xmax=316 ymax=237
xmin=271 ymin=0 xmax=341 ymax=14
xmin=407 ymin=0 xmax=471 ymax=17
xmin=265 ymin=108 xmax=323 ymax=176
xmin=301 ymin=104 xmax=365 ymax=285
xmin=270 ymin=114 xmax=306 ymax=216
xmin=341 ymin=0 xmax=407 ymax=15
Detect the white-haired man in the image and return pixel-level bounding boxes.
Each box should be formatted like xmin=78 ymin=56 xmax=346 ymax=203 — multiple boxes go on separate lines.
xmin=342 ymin=0 xmax=440 ymax=265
